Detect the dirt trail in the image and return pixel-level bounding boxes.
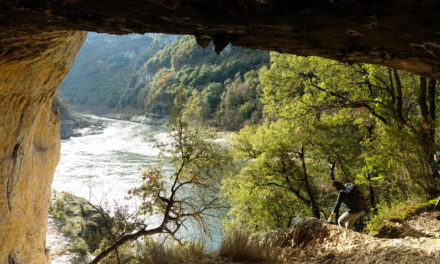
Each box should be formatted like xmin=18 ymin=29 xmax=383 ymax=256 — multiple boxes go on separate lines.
xmin=403 ymin=211 xmax=440 ymax=238
xmin=46 ymin=216 xmax=80 ymax=264
xmin=251 ymin=212 xmax=440 ymax=264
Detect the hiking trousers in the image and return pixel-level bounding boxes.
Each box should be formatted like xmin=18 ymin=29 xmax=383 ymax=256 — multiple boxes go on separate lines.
xmin=338 ymin=211 xmax=364 ymax=229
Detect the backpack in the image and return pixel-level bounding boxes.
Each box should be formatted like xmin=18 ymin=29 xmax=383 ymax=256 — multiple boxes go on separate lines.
xmin=344 ymin=183 xmax=367 ymax=211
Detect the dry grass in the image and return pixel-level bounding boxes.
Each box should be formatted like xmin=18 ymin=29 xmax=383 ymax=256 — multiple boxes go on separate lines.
xmin=218 ymin=228 xmax=279 ymax=263
xmin=136 ymin=240 xmax=209 ymax=264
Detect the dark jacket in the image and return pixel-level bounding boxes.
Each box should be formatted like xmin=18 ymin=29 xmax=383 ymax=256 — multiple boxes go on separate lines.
xmin=332 ymin=183 xmax=364 ymax=214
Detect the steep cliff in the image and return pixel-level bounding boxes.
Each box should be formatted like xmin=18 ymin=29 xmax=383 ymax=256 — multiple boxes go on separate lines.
xmin=58 ymin=33 xmax=159 ymax=108
xmin=0 ymin=31 xmax=86 ymax=263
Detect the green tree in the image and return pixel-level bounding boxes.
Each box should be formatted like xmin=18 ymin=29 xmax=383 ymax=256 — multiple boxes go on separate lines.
xmin=260 ymin=53 xmax=439 ymax=199
xmin=225 ymin=53 xmax=439 ymax=232
xmin=224 ymin=120 xmax=330 ymax=230
xmin=219 ymin=71 xmax=263 ymax=129
xmin=91 ymin=93 xmax=232 ymax=263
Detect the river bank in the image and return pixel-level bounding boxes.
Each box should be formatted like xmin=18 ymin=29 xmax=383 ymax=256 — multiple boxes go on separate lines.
xmin=46 ymin=216 xmax=89 ymax=264
xmin=69 ymin=105 xmax=169 ymax=126
xmin=52 ymin=114 xmax=224 ymax=253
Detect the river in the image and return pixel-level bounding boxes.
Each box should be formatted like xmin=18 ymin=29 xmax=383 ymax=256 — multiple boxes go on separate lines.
xmin=52 ymin=114 xmax=223 ymax=250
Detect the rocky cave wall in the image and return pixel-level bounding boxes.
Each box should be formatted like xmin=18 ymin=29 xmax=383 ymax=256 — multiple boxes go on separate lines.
xmin=0 ymin=31 xmax=86 ymax=263
xmin=1 ymin=0 xmax=440 ymax=79
xmin=1 ymin=1 xmax=440 ymax=263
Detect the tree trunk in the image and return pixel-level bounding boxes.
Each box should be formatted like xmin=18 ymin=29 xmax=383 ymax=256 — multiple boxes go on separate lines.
xmin=393 ymin=70 xmax=403 ymax=121
xmin=419 ymin=77 xmax=429 ymax=119
xmin=91 ymin=227 xmax=163 ymax=264
xmin=427 ymin=79 xmax=439 ymax=194
xmin=367 ymin=172 xmax=376 ymax=211
xmin=418 ymin=77 xmax=438 ymax=197
xmin=428 ymin=79 xmax=436 ymax=139
xmin=299 ymin=146 xmax=321 ymax=219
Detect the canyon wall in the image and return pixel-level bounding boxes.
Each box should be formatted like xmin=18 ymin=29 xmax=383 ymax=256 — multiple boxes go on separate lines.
xmin=0 ymin=31 xmax=86 ymax=263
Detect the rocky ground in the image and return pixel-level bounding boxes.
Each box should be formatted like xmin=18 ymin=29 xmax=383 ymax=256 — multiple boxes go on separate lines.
xmin=60 ymin=116 xmax=105 ymax=139
xmin=46 ymin=191 xmax=101 ymax=264
xmin=247 ymin=212 xmax=440 ymax=264
xmin=400 ymin=211 xmax=440 ymax=238
xmin=46 ymin=216 xmax=80 ymax=264
xmin=46 ymin=209 xmax=440 ymax=264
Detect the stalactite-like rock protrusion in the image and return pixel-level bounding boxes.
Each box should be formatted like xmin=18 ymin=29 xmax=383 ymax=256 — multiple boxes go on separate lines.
xmin=213 ymin=34 xmax=230 ymax=54
xmin=195 ymin=35 xmax=212 ymax=49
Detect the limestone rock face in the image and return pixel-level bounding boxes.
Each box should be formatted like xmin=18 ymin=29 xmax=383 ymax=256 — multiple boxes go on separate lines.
xmin=0 ymin=30 xmax=86 ymax=264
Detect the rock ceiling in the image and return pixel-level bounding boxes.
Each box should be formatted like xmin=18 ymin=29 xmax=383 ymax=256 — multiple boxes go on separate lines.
xmin=1 ymin=0 xmax=440 ymax=78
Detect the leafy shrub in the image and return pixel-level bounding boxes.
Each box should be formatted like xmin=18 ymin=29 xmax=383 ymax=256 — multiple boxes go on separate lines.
xmin=70 ymin=238 xmax=89 ymax=256
xmin=52 ymin=211 xmax=67 ymax=222
xmin=79 ymin=202 xmax=89 ymax=217
xmin=135 ymin=239 xmax=208 ymax=264
xmin=61 ymin=221 xmax=77 ymax=237
xmin=366 ymin=198 xmax=438 ymax=235
xmin=54 ymin=197 xmax=65 ymax=212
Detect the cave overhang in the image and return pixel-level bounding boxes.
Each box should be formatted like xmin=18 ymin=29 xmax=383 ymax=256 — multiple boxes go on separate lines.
xmin=1 ymin=0 xmax=440 ymax=78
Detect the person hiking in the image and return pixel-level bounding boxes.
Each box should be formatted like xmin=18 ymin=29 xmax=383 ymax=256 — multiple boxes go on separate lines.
xmin=327 ymin=180 xmax=366 ymax=229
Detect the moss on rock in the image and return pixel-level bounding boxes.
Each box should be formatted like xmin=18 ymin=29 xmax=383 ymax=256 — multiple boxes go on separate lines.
xmin=49 ymin=191 xmax=113 ymax=254
xmin=373 ymin=198 xmax=438 ymax=239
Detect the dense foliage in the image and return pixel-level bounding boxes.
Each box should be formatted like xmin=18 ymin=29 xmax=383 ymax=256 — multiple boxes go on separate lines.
xmin=128 ymin=36 xmax=268 ymax=129
xmin=59 ymin=33 xmax=178 ymax=109
xmin=59 ymin=33 xmax=440 ymax=252
xmin=60 ymin=33 xmax=269 ymax=130
xmin=222 ymin=53 xmax=439 ymax=233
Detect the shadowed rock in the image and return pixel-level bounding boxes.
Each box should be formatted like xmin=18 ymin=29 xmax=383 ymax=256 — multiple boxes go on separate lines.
xmin=1 ymin=1 xmax=440 ymax=78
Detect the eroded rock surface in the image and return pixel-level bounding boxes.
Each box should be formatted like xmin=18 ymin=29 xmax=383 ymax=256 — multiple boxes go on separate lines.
xmin=0 ymin=31 xmax=86 ymax=263
xmin=249 ymin=217 xmax=440 ymax=264
xmin=1 ymin=1 xmax=440 ymax=78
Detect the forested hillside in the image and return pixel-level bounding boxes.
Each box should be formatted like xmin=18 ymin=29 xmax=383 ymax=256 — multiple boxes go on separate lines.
xmin=59 ymin=33 xmax=179 ymax=109
xmin=59 ymin=33 xmax=269 ymax=130
xmin=125 ymin=36 xmax=269 ymax=129
xmin=224 ymin=54 xmax=440 ymax=234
